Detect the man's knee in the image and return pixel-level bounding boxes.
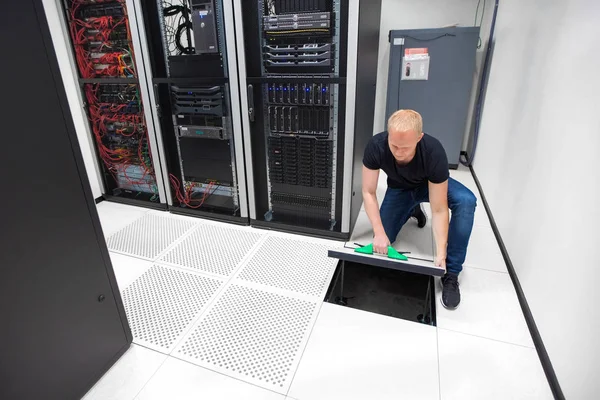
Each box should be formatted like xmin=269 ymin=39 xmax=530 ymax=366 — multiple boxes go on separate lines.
xmin=452 ymin=187 xmax=477 ymax=212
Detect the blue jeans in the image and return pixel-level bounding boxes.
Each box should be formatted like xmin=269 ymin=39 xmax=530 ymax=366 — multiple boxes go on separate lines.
xmin=380 ymin=178 xmax=476 ymax=276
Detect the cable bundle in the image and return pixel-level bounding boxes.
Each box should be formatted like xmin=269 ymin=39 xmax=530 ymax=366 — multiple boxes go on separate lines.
xmin=65 ymin=1 xmax=157 ymax=199
xmin=162 ymin=1 xmax=195 ymax=55
xmin=84 ymin=84 xmax=156 ymax=194
xmin=68 ymin=0 xmax=136 ymax=78
xmin=169 ymin=174 xmax=218 ymax=209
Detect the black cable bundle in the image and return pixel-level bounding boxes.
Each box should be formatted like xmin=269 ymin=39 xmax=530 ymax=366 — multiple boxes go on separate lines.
xmin=163 ymin=3 xmax=194 ymax=54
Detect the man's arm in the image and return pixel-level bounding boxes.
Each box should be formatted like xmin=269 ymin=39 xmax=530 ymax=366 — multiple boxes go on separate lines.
xmin=428 ymin=180 xmax=449 ymax=269
xmin=362 ymin=166 xmax=389 ymax=254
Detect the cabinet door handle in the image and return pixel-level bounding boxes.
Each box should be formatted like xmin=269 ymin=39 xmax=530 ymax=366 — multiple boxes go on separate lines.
xmin=247 ymin=84 xmax=255 ymax=122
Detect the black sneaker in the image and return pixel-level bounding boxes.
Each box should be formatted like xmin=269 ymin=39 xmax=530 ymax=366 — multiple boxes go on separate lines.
xmin=440 ymin=274 xmax=461 ymax=309
xmin=411 ymin=203 xmax=427 ymax=228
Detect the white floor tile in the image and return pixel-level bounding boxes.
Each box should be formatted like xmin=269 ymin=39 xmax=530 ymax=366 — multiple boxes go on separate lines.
xmin=97 ymin=202 xmax=148 ymax=237
xmin=106 ymin=213 xmax=198 ymax=260
xmin=438 ymin=329 xmax=552 ymax=400
xmin=288 ymin=304 xmax=439 ymax=400
xmin=122 ymin=265 xmax=223 ymax=354
xmin=173 ymin=284 xmax=320 ymax=394
xmin=135 ymin=356 xmax=284 ymax=400
xmin=158 ymin=224 xmax=265 ymax=278
xmin=436 ymin=268 xmax=533 ymax=347
xmin=464 ymin=225 xmax=507 ymax=273
xmin=109 ymin=253 xmax=153 ymax=290
xmin=82 ymin=344 xmax=166 ymax=400
xmin=350 ymin=210 xmax=434 ymax=261
xmin=236 ymin=235 xmax=339 ymax=298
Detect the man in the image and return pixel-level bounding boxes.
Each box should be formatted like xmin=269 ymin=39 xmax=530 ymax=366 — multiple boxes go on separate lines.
xmin=362 ymin=109 xmax=476 ymax=309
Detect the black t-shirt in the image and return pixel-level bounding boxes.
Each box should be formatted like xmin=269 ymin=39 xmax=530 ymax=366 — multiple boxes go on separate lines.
xmin=363 ymin=131 xmax=449 ymax=189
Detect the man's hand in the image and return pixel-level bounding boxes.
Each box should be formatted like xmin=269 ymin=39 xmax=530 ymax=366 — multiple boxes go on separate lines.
xmin=373 ymin=233 xmax=390 ymax=254
xmin=435 ymin=253 xmax=447 ymax=270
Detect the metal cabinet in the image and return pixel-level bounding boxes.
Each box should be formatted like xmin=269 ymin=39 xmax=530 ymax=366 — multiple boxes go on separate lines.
xmin=233 ymin=0 xmax=383 ymax=239
xmin=0 ymin=2 xmax=132 ymax=398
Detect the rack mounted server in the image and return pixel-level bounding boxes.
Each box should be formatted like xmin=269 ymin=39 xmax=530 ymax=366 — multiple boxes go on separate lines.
xmin=52 ymin=0 xmax=382 ymax=238
xmin=134 ymin=0 xmax=249 ymax=223
xmin=235 ymin=0 xmax=383 ymax=238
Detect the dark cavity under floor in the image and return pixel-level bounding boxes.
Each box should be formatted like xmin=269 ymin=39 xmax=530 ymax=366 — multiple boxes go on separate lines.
xmin=325 ymin=260 xmax=436 ymax=326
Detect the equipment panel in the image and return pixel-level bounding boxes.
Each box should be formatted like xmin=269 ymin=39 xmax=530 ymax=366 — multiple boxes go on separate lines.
xmin=63 ymin=0 xmax=160 ymax=203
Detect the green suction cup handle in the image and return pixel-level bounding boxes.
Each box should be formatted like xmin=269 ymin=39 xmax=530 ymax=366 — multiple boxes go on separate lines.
xmin=354 ymin=243 xmax=374 ymax=254
xmin=354 ymin=244 xmax=408 ymax=261
xmin=387 ymin=246 xmax=409 ymax=261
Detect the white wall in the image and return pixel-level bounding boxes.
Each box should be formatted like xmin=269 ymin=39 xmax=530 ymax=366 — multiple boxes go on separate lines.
xmin=374 ymin=0 xmax=494 ymax=150
xmin=42 ymin=0 xmax=103 ymax=199
xmin=474 ymin=0 xmax=600 ymax=398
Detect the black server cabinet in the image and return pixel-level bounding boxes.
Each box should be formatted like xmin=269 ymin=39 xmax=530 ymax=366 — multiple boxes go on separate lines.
xmin=235 ymin=0 xmax=382 ymax=239
xmin=135 ymin=0 xmax=249 ymax=224
xmin=58 ymin=0 xmax=168 ymax=209
xmin=0 ymin=1 xmax=132 ymax=399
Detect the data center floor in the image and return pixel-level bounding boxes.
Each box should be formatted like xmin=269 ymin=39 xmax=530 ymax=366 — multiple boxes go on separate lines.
xmin=85 ymin=165 xmax=552 ymax=400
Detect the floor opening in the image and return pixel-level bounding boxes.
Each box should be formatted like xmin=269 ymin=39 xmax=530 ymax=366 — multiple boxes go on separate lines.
xmin=324 ymin=260 xmax=436 ymax=326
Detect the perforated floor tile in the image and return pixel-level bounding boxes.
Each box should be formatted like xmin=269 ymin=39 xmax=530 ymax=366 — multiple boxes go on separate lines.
xmin=159 ymin=224 xmax=264 ymax=277
xmin=107 ymin=213 xmax=197 ymax=260
xmin=122 ymin=264 xmax=223 ymax=354
xmin=237 ymin=235 xmax=338 ymax=297
xmin=174 ymin=284 xmax=318 ymax=394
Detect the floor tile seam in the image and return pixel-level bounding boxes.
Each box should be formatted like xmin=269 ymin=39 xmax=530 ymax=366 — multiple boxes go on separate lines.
xmin=109 ymin=250 xmax=154 ymax=264
xmin=166 ymin=353 xmax=286 ymax=397
xmin=230 ymin=256 xmax=339 ymax=302
xmin=151 ymin=259 xmax=231 ymax=281
xmin=150 ymin=220 xmax=206 ymax=262
xmin=153 ymin=229 xmax=270 ymax=279
xmin=106 ymin=218 xmax=201 ymax=261
xmin=283 ymin=300 xmax=328 ymax=398
xmin=462 ymin=264 xmax=509 ymax=274
xmin=436 ymin=327 xmax=536 ymax=349
xmin=228 ymin=278 xmax=324 ymax=304
xmin=131 ymin=352 xmax=170 ymax=400
xmin=165 ymin=234 xmax=273 ymax=356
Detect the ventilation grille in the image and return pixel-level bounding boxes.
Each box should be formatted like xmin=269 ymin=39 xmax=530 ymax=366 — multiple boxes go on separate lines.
xmin=106 ymin=213 xmax=196 ymax=260
xmin=175 ymin=284 xmax=317 ymax=392
xmin=271 ymin=192 xmax=331 ymax=208
xmin=122 ymin=264 xmax=222 ymax=353
xmin=238 ymin=235 xmax=337 ymax=297
xmin=159 ymin=224 xmax=264 ymax=277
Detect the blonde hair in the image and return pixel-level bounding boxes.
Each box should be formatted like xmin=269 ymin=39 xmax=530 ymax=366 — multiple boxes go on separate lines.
xmin=387 ymin=109 xmax=423 ymax=134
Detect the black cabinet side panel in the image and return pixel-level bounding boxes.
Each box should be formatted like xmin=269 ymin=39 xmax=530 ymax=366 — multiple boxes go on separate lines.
xmin=241 ymin=2 xmax=262 ymax=77
xmin=0 ymin=1 xmax=131 ymax=399
xmin=349 ymin=0 xmax=382 ymax=234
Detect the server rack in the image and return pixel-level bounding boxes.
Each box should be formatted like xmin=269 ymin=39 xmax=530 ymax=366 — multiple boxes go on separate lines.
xmin=133 ymin=0 xmax=249 ymax=223
xmin=56 ymin=0 xmax=169 ymax=208
xmin=234 ymin=0 xmax=382 ymax=239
